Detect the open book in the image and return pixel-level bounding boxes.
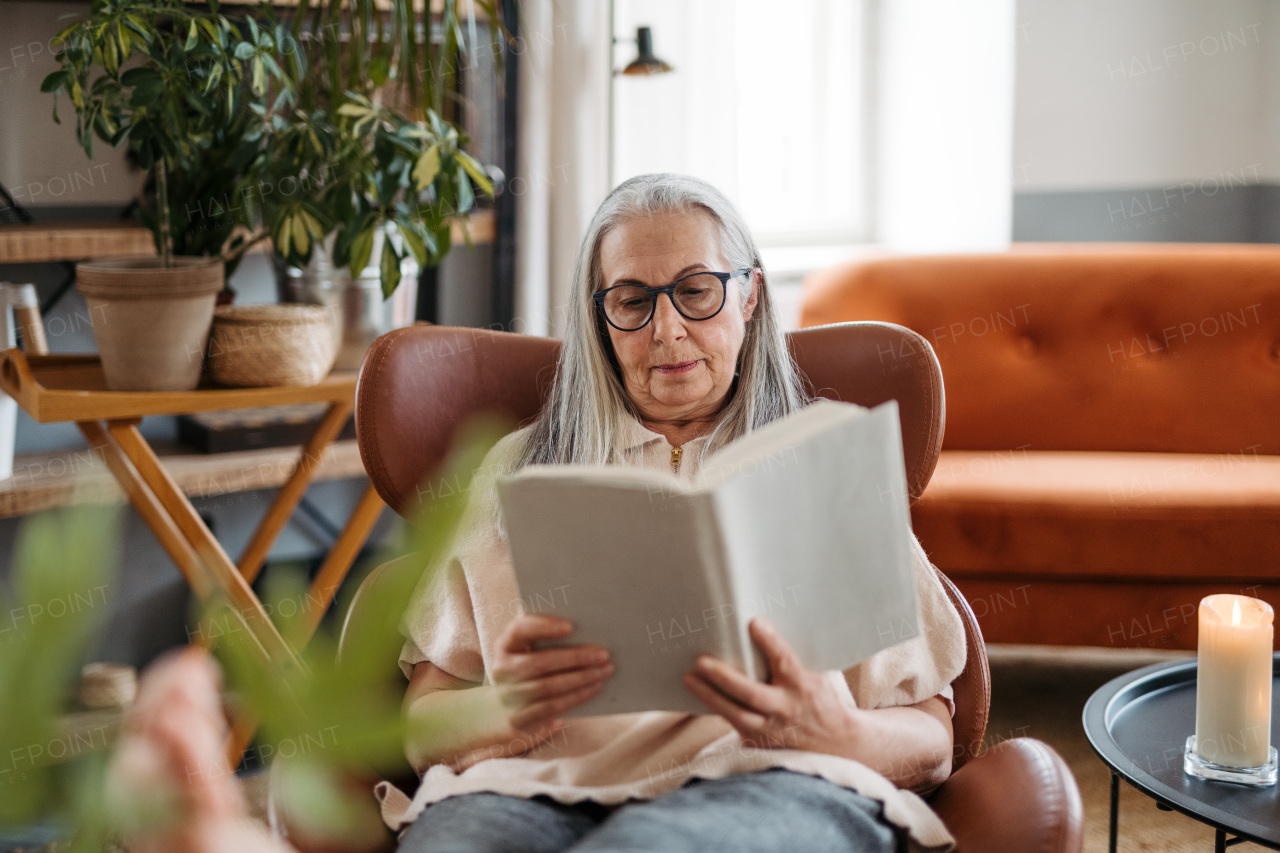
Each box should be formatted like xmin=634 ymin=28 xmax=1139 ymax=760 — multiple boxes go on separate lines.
xmin=497 ymin=400 xmax=921 ymax=716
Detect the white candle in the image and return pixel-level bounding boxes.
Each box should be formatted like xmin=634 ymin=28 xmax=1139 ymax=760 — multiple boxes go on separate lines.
xmin=1195 ymin=594 xmax=1274 ymax=768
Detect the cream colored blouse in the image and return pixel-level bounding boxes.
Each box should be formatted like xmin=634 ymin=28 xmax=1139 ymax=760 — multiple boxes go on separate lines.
xmin=377 ymin=416 xmax=967 ymax=851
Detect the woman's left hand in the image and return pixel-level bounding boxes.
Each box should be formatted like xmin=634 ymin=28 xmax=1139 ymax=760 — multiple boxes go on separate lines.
xmin=683 ymin=617 xmax=858 ymax=753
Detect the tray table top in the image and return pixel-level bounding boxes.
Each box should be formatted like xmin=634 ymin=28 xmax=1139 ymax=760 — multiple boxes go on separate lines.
xmin=1083 ymin=654 xmax=1280 ymax=847
xmin=0 ymin=349 xmax=357 ymax=423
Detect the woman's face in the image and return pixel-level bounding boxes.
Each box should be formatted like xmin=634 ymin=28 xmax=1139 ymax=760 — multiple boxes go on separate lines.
xmin=597 ymin=210 xmax=758 ymax=426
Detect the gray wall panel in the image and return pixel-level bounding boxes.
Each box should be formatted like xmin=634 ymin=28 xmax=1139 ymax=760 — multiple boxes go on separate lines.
xmin=1013 ymin=185 xmax=1280 ymax=242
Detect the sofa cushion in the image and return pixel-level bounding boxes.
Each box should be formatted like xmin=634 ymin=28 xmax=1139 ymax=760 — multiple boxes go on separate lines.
xmin=912 ymin=450 xmax=1280 ymax=581
xmin=800 ymin=244 xmax=1280 ymax=455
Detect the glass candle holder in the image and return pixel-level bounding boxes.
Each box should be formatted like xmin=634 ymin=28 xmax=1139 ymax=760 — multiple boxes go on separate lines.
xmin=1185 ymin=594 xmax=1277 ymax=787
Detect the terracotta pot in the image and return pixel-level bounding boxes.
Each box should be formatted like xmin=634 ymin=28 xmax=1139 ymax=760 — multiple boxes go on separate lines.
xmin=76 ymin=256 xmax=224 ymax=392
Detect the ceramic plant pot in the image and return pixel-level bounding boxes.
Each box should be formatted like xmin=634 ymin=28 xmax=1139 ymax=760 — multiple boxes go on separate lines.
xmin=76 ymin=256 xmax=224 ymax=391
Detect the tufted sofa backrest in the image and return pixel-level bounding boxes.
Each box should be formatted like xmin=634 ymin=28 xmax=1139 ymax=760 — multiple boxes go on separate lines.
xmin=799 ymin=243 xmax=1280 ymax=454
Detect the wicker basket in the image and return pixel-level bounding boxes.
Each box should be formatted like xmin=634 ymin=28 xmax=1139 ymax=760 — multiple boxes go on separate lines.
xmin=205 ymin=304 xmax=336 ymax=387
xmin=78 ymin=662 xmax=138 ymax=709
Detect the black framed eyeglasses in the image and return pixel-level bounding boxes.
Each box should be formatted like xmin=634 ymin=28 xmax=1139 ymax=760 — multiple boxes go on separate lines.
xmin=592 ymin=269 xmax=752 ymax=332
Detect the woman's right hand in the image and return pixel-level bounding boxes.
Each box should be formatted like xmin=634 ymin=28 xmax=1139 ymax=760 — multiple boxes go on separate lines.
xmin=491 ymin=614 xmax=614 ymax=735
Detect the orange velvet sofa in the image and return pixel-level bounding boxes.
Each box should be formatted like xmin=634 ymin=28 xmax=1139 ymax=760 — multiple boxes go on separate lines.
xmin=800 ymin=244 xmax=1280 ymax=650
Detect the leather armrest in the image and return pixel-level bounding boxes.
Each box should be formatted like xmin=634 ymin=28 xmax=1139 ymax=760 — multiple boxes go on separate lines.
xmin=929 ymin=738 xmax=1082 ymax=853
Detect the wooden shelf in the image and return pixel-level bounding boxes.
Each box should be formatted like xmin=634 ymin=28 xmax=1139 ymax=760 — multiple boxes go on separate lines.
xmin=0 ymin=222 xmax=156 ymax=265
xmin=452 ymin=207 xmax=496 ymax=246
xmin=203 ymin=0 xmax=491 ymax=17
xmin=0 ymin=438 xmax=368 ymax=519
xmin=0 ymin=209 xmax=494 ymax=265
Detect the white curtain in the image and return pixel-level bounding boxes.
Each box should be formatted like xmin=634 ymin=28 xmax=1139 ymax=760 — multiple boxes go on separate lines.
xmin=514 ymin=0 xmax=611 ymax=338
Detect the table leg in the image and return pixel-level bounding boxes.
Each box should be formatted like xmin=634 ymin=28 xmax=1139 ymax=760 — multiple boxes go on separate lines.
xmin=104 ymin=420 xmax=296 ymax=667
xmin=238 ymin=400 xmax=353 ymax=584
xmin=81 ymin=423 xmax=268 ymax=660
xmin=1216 ymin=829 xmax=1225 ymax=853
xmin=1110 ymin=772 xmax=1119 ymax=853
xmin=77 ymin=421 xmax=210 ymax=598
xmin=300 ymin=483 xmax=385 ymax=640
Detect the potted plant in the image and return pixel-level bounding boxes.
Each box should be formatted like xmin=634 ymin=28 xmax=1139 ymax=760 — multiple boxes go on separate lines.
xmin=258 ymin=0 xmax=505 ymax=367
xmin=42 ymin=0 xmax=294 ymax=391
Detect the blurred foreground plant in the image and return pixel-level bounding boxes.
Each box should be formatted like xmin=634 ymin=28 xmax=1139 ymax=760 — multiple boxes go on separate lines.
xmin=0 ymin=504 xmax=119 ymax=851
xmin=0 ymin=423 xmax=499 ymax=849
xmin=208 ymin=422 xmax=502 ymax=843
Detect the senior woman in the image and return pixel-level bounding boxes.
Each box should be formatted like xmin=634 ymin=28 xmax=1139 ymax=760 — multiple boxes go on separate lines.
xmin=384 ymin=174 xmax=967 ymax=853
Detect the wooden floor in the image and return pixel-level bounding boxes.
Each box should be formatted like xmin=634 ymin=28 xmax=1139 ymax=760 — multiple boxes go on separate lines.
xmin=985 ymin=644 xmax=1213 ymax=853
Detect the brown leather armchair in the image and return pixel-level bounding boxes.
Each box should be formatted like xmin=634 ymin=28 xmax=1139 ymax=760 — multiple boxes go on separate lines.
xmin=293 ymin=322 xmax=1082 ymax=853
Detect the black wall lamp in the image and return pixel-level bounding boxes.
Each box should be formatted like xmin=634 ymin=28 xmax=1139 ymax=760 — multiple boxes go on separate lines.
xmin=614 ymin=26 xmax=673 ymax=76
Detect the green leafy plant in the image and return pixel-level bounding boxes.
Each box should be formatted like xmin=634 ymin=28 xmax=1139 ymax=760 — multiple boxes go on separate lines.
xmin=43 ymin=0 xmax=508 ymax=295
xmin=255 ymin=0 xmax=505 ymax=296
xmin=42 ymin=0 xmax=298 ymax=276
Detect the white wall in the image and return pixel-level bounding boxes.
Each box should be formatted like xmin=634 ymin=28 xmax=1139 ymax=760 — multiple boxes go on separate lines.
xmin=1014 ymin=0 xmax=1278 ymax=191
xmin=0 ymin=2 xmax=138 ymax=211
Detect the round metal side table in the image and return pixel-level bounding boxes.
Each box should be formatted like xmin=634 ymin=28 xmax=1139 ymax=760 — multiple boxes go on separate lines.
xmin=1084 ymin=654 xmax=1280 ymax=852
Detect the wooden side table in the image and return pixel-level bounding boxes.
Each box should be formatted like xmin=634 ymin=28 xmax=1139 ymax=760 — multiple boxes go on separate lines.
xmin=0 ymin=348 xmax=386 ymax=756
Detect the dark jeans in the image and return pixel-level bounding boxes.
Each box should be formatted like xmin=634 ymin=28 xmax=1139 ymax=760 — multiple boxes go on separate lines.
xmin=397 ymin=768 xmax=901 ymax=853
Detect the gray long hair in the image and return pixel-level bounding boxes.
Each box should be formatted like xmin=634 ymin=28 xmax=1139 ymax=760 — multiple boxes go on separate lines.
xmin=517 ymin=173 xmax=808 ymax=469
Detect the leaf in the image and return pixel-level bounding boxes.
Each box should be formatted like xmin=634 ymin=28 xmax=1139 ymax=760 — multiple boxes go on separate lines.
xmin=348 ymin=224 xmax=376 ymax=278
xmin=123 ymin=67 xmax=164 ymax=107
xmin=104 ymin=34 xmax=118 ymax=75
xmin=379 ymin=236 xmax=401 ymax=298
xmin=204 ymin=61 xmax=223 ymax=95
xmin=123 ymin=15 xmax=151 ymax=43
xmin=115 ymin=21 xmax=130 ymax=62
xmin=234 ymin=41 xmax=256 ymax=61
xmin=455 ymin=150 xmax=493 ymax=196
xmin=40 ymin=70 xmax=68 ymax=93
xmin=185 ymin=20 xmax=199 ymax=51
xmin=275 ymin=214 xmax=294 ymax=259
xmin=396 ymin=220 xmax=426 ymax=266
xmin=120 ymin=66 xmax=161 ymax=87
xmin=455 ymin=168 xmax=474 ymax=214
xmin=292 ymin=213 xmax=311 ymax=258
xmin=412 ymin=144 xmax=439 ymax=190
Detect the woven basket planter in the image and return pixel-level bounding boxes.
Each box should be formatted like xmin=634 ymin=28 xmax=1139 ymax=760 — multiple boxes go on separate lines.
xmin=205 ymin=304 xmax=336 ymax=387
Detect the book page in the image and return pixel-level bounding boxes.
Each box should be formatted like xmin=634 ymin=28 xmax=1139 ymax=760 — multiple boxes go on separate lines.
xmin=499 ymin=475 xmax=735 ymax=716
xmin=709 ymin=401 xmax=920 ymax=679
xmin=695 ymin=400 xmax=865 ymax=493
